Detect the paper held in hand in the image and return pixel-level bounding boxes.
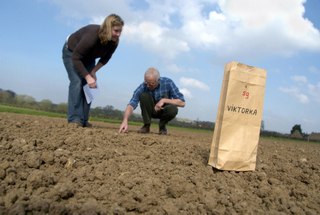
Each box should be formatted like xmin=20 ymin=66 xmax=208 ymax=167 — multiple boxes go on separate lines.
xmin=83 ymin=84 xmax=100 ymax=104
xmin=208 ymin=61 xmax=267 ymax=171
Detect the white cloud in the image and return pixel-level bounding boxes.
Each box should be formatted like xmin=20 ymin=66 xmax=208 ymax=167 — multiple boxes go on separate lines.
xmin=216 ymin=0 xmax=320 ymax=59
xmin=279 ymin=86 xmax=309 ymax=104
xmin=307 ymin=82 xmax=320 ymax=103
xmin=166 ymin=64 xmax=184 ymax=73
xmin=280 ymin=77 xmax=320 ymax=105
xmin=294 ymin=93 xmax=309 ymax=104
xmin=123 ymin=22 xmax=190 ymax=59
xmin=179 ymin=77 xmax=210 ymax=91
xmin=291 ymin=75 xmax=308 ymax=84
xmin=210 ymin=11 xmax=226 ymax=21
xmin=180 ymin=88 xmax=193 ymax=99
xmin=278 ymin=86 xmax=299 ymax=94
xmin=309 ymin=66 xmax=319 ymax=74
xmin=165 ymin=64 xmax=200 ymax=73
xmin=51 ymin=0 xmax=320 ymax=61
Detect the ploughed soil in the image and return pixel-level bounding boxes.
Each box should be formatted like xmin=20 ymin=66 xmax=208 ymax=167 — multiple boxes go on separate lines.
xmin=0 ymin=112 xmax=319 ymax=215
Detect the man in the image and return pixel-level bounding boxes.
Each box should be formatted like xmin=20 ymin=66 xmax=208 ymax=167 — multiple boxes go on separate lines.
xmin=119 ymin=67 xmax=185 ymax=135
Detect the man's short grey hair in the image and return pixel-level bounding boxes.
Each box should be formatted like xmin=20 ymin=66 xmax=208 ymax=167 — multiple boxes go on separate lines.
xmin=145 ymin=67 xmax=160 ymax=81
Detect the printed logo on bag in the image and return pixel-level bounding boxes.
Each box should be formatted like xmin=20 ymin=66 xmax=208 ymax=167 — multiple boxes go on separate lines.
xmin=242 ymin=91 xmax=249 ymax=99
xmin=227 ymin=104 xmax=257 ymax=115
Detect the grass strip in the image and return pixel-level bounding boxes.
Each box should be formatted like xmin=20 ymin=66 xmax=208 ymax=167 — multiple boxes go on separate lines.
xmin=0 ymin=105 xmax=208 ymax=132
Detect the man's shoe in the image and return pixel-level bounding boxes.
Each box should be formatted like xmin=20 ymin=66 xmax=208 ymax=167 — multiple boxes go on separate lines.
xmin=137 ymin=124 xmax=150 ymax=133
xmin=159 ymin=125 xmax=167 ymax=135
xmin=83 ymin=122 xmax=92 ymax=128
xmin=68 ymin=121 xmax=83 ymax=128
xmin=159 ymin=129 xmax=167 ymax=135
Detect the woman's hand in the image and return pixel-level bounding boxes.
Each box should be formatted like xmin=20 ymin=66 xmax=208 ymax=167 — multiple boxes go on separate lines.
xmin=90 ymin=71 xmax=97 ymax=81
xmin=87 ymin=62 xmax=103 ymax=88
xmin=85 ymin=74 xmax=97 ymax=88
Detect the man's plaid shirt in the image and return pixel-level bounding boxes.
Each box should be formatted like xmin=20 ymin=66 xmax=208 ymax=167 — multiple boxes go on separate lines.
xmin=128 ymin=77 xmax=185 ymax=109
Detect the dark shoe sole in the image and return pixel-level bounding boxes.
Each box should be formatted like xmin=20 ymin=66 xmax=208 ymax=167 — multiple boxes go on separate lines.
xmin=68 ymin=121 xmax=83 ymax=128
xmin=137 ymin=129 xmax=150 ymax=134
xmin=137 ymin=124 xmax=150 ymax=133
xmin=159 ymin=130 xmax=167 ymax=135
xmin=83 ymin=122 xmax=92 ymax=128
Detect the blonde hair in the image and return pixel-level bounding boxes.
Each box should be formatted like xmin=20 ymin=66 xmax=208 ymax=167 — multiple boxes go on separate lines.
xmin=99 ymin=14 xmax=124 ymax=45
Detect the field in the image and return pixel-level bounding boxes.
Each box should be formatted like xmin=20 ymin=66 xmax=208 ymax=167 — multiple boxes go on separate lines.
xmin=0 ymin=112 xmax=319 ymax=214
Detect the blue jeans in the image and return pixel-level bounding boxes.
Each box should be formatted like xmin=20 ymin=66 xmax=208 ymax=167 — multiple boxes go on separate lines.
xmin=62 ymin=43 xmax=95 ymax=124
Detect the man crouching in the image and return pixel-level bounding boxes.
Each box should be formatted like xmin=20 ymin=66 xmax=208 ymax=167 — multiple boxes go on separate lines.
xmin=119 ymin=67 xmax=185 ymax=135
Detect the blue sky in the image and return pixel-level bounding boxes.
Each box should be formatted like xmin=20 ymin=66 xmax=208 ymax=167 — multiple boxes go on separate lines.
xmin=1 ymin=0 xmax=320 ymax=134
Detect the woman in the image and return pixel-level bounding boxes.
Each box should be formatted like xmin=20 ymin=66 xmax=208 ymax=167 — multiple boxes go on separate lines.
xmin=63 ymin=14 xmax=124 ymax=127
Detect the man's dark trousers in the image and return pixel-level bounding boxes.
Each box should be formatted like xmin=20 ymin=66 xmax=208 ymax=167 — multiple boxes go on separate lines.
xmin=139 ymin=92 xmax=178 ymax=130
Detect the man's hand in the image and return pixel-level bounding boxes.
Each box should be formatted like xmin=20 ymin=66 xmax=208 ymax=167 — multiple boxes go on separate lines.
xmin=119 ymin=122 xmax=128 ymax=133
xmin=155 ymin=99 xmax=165 ymax=112
xmin=119 ymin=105 xmax=134 ymax=133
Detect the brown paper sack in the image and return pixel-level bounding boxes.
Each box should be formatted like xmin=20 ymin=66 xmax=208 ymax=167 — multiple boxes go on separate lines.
xmin=208 ymin=61 xmax=267 ymax=171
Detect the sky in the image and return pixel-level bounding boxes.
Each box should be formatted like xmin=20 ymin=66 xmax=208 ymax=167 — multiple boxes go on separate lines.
xmin=1 ymin=0 xmax=320 ymax=134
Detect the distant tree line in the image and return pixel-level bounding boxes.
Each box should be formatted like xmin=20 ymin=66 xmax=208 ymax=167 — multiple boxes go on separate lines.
xmin=0 ymin=88 xmax=69 ymax=113
xmin=1 ymin=89 xmax=314 ymax=136
xmin=260 ymin=124 xmax=311 ymax=140
xmin=0 ymin=88 xmax=128 ymax=120
xmin=291 ymin=124 xmax=309 ymax=138
xmin=0 ymin=88 xmax=214 ymax=130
